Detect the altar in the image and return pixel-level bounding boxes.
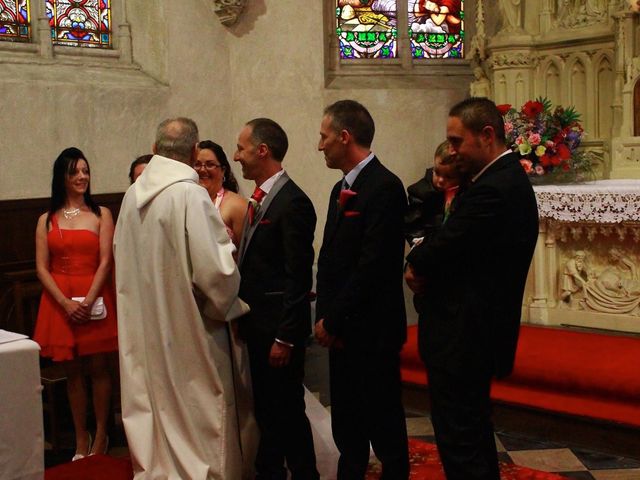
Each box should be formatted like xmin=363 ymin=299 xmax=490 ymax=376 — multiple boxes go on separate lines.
xmin=524 ymin=180 xmax=640 ymax=334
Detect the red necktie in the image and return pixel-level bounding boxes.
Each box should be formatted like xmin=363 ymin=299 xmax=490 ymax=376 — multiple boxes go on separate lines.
xmin=248 ymin=187 xmax=266 ymax=225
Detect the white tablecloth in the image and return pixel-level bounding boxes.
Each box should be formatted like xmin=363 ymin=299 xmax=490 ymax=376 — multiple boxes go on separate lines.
xmin=0 ymin=337 xmax=44 ymax=480
xmin=533 ymin=179 xmax=640 ymax=223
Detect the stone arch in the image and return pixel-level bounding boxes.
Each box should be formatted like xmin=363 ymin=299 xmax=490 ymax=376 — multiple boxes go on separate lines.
xmin=539 ymin=57 xmax=563 ymax=106
xmin=593 ymin=53 xmax=614 ymax=139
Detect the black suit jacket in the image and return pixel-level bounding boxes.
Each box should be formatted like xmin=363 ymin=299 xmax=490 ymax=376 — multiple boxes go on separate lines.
xmin=406 ymin=152 xmax=538 ymax=378
xmin=238 ymin=177 xmax=316 ymax=346
xmin=316 ymin=157 xmax=408 ymax=352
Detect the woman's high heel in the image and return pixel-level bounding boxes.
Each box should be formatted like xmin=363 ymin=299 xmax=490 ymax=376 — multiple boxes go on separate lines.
xmin=71 ymin=432 xmax=92 ymax=462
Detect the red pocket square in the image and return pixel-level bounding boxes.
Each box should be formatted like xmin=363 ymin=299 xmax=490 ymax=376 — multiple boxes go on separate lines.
xmin=343 ymin=210 xmax=360 ymax=217
xmin=259 ymin=219 xmax=272 ymax=225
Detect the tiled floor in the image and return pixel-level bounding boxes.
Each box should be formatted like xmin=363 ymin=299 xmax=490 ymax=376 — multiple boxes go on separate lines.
xmin=305 ymin=341 xmax=640 ymax=480
xmin=46 ymin=341 xmax=640 ymax=479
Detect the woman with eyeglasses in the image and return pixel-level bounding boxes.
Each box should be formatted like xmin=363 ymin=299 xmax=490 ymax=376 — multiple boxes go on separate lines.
xmin=33 ymin=147 xmax=117 ymax=461
xmin=194 ymin=140 xmax=248 ymax=248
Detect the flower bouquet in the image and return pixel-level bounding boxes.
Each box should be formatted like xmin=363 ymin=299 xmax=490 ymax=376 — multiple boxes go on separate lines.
xmin=498 ymin=98 xmax=594 ymax=184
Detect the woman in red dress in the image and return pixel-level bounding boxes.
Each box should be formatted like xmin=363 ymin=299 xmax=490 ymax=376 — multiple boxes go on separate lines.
xmin=34 ymin=147 xmax=117 ymax=461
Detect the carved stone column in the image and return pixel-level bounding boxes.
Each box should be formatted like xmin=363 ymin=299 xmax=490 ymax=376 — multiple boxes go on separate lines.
xmin=213 ymin=0 xmax=247 ymax=26
xmin=529 ymin=220 xmax=550 ymax=324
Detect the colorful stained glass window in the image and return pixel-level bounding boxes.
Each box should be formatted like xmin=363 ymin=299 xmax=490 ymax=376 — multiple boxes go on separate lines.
xmin=0 ymin=0 xmax=30 ymax=42
xmin=336 ymin=0 xmax=397 ymax=59
xmin=46 ymin=0 xmax=111 ymax=48
xmin=409 ymin=0 xmax=464 ymax=59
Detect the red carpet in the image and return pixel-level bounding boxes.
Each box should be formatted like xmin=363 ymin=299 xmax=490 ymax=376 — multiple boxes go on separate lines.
xmin=45 ymin=440 xmax=567 ymax=480
xmin=366 ymin=439 xmax=568 ymax=479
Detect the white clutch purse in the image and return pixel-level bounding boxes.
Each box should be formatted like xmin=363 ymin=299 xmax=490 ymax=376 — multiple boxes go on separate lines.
xmin=71 ymin=296 xmax=107 ymax=320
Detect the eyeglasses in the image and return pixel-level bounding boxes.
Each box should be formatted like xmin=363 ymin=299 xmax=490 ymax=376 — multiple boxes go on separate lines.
xmin=194 ymin=161 xmax=222 ymax=170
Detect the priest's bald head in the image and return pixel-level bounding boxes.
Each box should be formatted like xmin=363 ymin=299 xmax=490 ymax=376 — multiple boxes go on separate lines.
xmin=153 ymin=117 xmax=199 ymax=165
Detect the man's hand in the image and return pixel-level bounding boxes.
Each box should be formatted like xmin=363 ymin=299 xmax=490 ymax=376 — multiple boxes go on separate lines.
xmin=315 ymin=318 xmax=335 ymax=348
xmin=269 ymin=342 xmax=291 ymax=368
xmin=405 ymin=263 xmax=426 ymax=294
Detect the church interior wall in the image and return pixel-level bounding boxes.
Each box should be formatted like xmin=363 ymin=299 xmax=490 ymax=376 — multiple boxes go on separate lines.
xmin=0 ymin=0 xmax=469 ymax=256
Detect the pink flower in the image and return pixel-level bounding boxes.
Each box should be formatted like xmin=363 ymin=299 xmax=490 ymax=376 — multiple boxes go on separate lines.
xmin=535 ymin=165 xmax=545 ymax=175
xmin=338 ymin=189 xmax=357 ymax=209
xmin=504 ymin=122 xmax=514 ymax=135
xmin=520 ymin=159 xmax=533 ymax=173
xmin=527 ymin=133 xmax=541 ymax=145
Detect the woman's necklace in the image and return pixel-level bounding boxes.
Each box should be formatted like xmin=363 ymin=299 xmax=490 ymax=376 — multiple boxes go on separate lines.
xmin=62 ymin=207 xmax=81 ymax=220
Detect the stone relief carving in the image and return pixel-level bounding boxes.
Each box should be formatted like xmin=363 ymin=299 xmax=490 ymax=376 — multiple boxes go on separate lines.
xmin=497 ymin=0 xmax=523 ymax=34
xmin=213 ymin=0 xmax=247 ymax=26
xmin=554 ymin=0 xmax=609 ymax=29
xmin=469 ymin=67 xmax=491 ymax=98
xmin=491 ymin=52 xmax=534 ymax=67
xmin=560 ymin=250 xmax=589 ymax=306
xmin=559 ymin=248 xmax=640 ymax=315
xmin=550 ymin=221 xmax=640 ymax=243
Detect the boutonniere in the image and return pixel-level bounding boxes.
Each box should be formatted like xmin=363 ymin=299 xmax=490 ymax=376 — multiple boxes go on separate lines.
xmin=337 ymin=189 xmax=357 ymax=210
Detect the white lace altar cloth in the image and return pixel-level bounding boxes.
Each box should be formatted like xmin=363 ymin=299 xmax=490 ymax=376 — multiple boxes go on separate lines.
xmin=533 ymin=180 xmax=640 ymax=223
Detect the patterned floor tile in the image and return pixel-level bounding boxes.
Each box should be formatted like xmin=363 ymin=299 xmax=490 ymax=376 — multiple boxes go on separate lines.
xmin=507 ymin=448 xmax=588 ymax=472
xmin=405 ymin=417 xmax=434 ymax=436
xmin=496 ymin=431 xmax=564 ymax=451
xmin=558 ymin=472 xmax=596 ymax=479
xmin=572 ymin=448 xmax=640 ymax=471
xmin=590 ymin=469 xmax=640 ymax=480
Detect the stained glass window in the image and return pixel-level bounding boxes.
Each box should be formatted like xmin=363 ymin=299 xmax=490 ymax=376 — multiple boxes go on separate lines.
xmin=409 ymin=0 xmax=464 ymax=59
xmin=0 ymin=0 xmax=30 ymax=42
xmin=336 ymin=0 xmax=397 ymax=59
xmin=46 ymin=0 xmax=111 ymax=48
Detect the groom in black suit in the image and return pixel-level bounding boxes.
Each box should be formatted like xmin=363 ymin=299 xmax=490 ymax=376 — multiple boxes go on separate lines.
xmin=235 ymin=118 xmax=319 ymax=480
xmin=405 ymin=97 xmax=539 ymax=480
xmin=315 ymin=100 xmax=409 ymax=479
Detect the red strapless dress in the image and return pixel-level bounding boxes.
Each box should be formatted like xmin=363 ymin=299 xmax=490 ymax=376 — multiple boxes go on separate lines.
xmin=34 ymin=215 xmax=118 ymax=361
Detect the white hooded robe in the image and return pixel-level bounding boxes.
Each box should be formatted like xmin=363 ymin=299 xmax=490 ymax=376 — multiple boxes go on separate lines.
xmin=114 ymin=155 xmax=256 ymax=480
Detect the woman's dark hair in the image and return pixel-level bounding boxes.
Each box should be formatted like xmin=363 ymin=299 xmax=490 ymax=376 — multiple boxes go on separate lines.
xmin=47 ymin=147 xmax=101 ymax=226
xmin=198 ymin=140 xmax=239 ymax=193
xmin=129 ymin=154 xmax=153 ymax=184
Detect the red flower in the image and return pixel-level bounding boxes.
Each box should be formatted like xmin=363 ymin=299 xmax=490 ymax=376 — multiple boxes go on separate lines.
xmin=338 ymin=189 xmax=357 ymax=209
xmin=557 ymin=143 xmax=571 ymax=160
xmin=522 ymin=101 xmax=544 ymax=118
xmin=550 ymin=155 xmax=562 ymax=166
xmin=539 ymin=155 xmax=551 ymax=167
xmin=561 ymin=161 xmax=571 ymax=172
xmin=497 ymin=104 xmax=512 ymax=116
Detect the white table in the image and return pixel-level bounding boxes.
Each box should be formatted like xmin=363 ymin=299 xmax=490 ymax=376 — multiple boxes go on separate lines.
xmin=525 ymin=180 xmax=640 ymax=333
xmin=0 ymin=332 xmax=44 ymax=480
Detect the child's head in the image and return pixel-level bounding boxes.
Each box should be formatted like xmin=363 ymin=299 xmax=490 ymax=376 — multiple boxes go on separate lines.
xmin=432 ymin=140 xmax=461 ymax=191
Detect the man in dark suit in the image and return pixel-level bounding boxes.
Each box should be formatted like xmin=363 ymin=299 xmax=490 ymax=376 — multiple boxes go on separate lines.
xmin=235 ymin=118 xmax=319 ymax=480
xmin=315 ymin=100 xmax=409 ymax=479
xmin=405 ymin=97 xmax=539 ymax=480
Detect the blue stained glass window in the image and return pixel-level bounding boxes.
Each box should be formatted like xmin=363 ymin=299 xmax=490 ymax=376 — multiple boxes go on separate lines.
xmin=0 ymin=0 xmax=31 ymax=42
xmin=46 ymin=0 xmax=111 ymax=48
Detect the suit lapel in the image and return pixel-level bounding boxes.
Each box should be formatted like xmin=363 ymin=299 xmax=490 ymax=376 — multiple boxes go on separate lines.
xmin=238 ymin=171 xmax=290 ymax=268
xmin=323 ymin=158 xmax=379 ymax=245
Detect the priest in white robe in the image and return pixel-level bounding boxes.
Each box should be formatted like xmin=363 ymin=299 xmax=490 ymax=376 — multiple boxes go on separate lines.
xmin=114 ymin=117 xmax=256 ymax=480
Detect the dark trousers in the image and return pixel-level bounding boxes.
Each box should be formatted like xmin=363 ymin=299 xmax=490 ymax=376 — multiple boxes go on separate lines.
xmin=329 ymin=348 xmax=409 ymax=480
xmin=427 ymin=366 xmax=500 ymax=480
xmin=248 ymin=339 xmax=319 ymax=480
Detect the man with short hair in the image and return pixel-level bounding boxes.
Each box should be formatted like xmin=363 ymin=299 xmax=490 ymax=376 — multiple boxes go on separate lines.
xmin=114 ymin=117 xmax=255 ymax=479
xmin=405 ymin=97 xmax=539 ymax=480
xmin=235 ymin=118 xmax=319 ymax=480
xmin=315 ymin=100 xmax=410 ymax=479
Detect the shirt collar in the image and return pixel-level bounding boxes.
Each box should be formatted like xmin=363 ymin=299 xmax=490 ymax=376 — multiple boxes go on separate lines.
xmin=471 ymin=149 xmax=511 ymax=183
xmin=259 ymin=169 xmax=285 ymax=195
xmin=344 ymin=151 xmax=374 ymax=188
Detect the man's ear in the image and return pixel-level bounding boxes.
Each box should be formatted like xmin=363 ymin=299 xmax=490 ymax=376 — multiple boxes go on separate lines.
xmin=190 ymin=145 xmax=198 ymax=164
xmin=481 ymin=125 xmax=495 ymax=146
xmin=152 ymin=143 xmax=157 ymax=154
xmin=257 ymin=143 xmax=269 ymax=158
xmin=339 ymin=129 xmax=350 ymax=145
